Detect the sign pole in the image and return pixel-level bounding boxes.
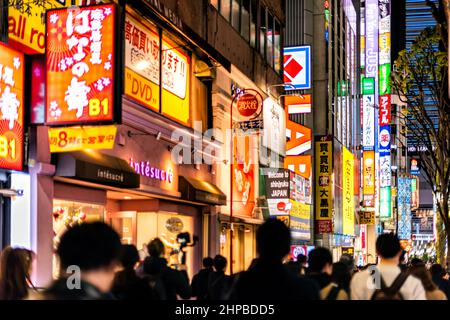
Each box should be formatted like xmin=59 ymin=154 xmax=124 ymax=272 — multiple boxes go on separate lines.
xmin=230 ymin=93 xmax=234 ymax=275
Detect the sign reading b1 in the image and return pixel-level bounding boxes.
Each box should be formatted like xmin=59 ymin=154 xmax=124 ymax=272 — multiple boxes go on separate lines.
xmin=283 ymin=46 xmax=311 ymax=90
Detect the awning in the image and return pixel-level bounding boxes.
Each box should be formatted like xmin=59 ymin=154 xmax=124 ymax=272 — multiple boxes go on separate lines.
xmin=179 ymin=176 xmax=226 ymax=206
xmin=55 ymin=151 xmax=140 ymax=189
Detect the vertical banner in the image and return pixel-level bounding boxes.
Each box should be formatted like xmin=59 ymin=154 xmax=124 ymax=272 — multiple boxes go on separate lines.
xmin=363 ymin=151 xmax=375 ymax=207
xmin=343 ymin=147 xmax=355 ymax=235
xmin=365 ymin=0 xmax=379 ymax=78
xmin=315 ymin=136 xmax=333 ymax=233
xmin=398 ymin=176 xmax=412 ymax=240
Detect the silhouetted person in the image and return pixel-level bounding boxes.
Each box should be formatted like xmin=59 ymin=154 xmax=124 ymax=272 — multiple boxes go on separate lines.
xmin=227 ymin=219 xmax=320 ymax=300
xmin=409 ymin=264 xmax=447 ymax=300
xmin=331 ymin=262 xmax=351 ymax=297
xmin=0 ymin=247 xmax=36 ymax=300
xmin=410 ymin=257 xmax=424 ymax=267
xmin=285 ymin=253 xmax=307 ymax=276
xmin=142 ymin=238 xmax=191 ymax=300
xmin=430 ymin=264 xmax=450 ymax=299
xmin=207 ymin=255 xmax=232 ymax=300
xmin=112 ymin=244 xmax=159 ymax=300
xmin=42 ymin=222 xmax=122 ymax=300
xmin=191 ymin=257 xmax=213 ymax=300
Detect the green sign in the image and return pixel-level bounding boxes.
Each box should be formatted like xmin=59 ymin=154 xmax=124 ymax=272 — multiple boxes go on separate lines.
xmin=379 ymin=187 xmax=392 ymax=219
xmin=379 ymin=64 xmax=391 ymax=95
xmin=338 ymin=80 xmax=350 ymax=96
xmin=362 ymin=77 xmax=375 ymax=95
xmin=411 ymin=178 xmax=417 ymax=192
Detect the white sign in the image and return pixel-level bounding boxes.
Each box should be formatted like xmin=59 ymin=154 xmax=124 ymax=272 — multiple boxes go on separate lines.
xmin=363 ymin=95 xmax=375 ymax=149
xmin=162 ymin=39 xmax=189 ymax=99
xmin=268 ymin=198 xmax=292 ymax=216
xmin=379 ymin=155 xmax=391 ymax=187
xmin=262 ymin=98 xmax=286 ymax=157
xmin=283 ymin=46 xmax=311 ymax=90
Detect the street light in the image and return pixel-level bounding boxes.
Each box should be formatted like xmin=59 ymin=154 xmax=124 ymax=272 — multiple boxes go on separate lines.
xmin=267 ymin=83 xmax=296 ymax=99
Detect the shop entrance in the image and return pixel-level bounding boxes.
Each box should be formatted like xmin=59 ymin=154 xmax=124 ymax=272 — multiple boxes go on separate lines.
xmin=109 ymin=212 xmax=137 ymax=245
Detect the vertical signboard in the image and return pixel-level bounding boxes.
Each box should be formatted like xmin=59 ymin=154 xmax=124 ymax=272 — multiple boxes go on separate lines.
xmin=365 ymin=0 xmax=379 ymax=78
xmin=0 ymin=42 xmax=24 ymax=171
xmin=315 ymin=136 xmax=333 ymax=233
xmin=343 ymin=147 xmax=355 ymax=235
xmin=46 ymin=4 xmax=117 ymax=125
xmin=363 ymin=151 xmax=375 ymax=207
xmin=398 ymin=176 xmax=412 ymax=240
xmin=290 ymin=171 xmax=312 ymax=241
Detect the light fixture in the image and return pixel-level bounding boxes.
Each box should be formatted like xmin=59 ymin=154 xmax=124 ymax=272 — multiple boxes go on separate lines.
xmin=124 ymin=196 xmax=132 ymax=200
xmin=156 ymin=132 xmax=162 ymax=140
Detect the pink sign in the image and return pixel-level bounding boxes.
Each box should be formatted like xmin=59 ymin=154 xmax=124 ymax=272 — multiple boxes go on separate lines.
xmin=129 ymin=158 xmax=173 ymax=183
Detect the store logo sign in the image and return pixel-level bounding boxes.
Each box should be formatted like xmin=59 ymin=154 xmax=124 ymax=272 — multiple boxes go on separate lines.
xmin=129 ymin=158 xmax=174 ymax=183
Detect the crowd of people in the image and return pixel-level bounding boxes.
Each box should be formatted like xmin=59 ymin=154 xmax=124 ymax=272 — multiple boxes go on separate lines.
xmin=0 ymin=219 xmax=449 ymax=300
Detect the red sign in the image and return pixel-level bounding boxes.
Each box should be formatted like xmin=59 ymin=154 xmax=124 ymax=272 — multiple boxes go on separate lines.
xmin=316 ymin=220 xmax=333 ymax=233
xmin=0 ymin=42 xmax=24 ymax=171
xmin=379 ymin=95 xmax=391 ymax=126
xmin=31 ymin=56 xmax=46 ymax=124
xmin=46 ymin=4 xmax=117 ymax=125
xmin=232 ymin=89 xmax=263 ymax=121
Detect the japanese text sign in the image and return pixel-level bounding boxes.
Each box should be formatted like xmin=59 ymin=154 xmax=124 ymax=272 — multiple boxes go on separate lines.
xmin=343 ymin=147 xmax=355 ymax=236
xmin=48 ymin=125 xmax=117 ymax=153
xmin=46 ymin=4 xmax=117 ymax=125
xmin=358 ymin=210 xmax=375 ymax=225
xmin=315 ymin=136 xmax=333 ymax=233
xmin=379 ymin=95 xmax=391 ymax=126
xmin=362 ymin=94 xmax=375 ymax=149
xmin=363 ymin=151 xmax=375 ymax=207
xmin=0 ymin=42 xmax=24 ymax=171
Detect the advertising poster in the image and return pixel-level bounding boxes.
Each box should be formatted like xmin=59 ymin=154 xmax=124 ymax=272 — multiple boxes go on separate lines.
xmin=343 ymin=147 xmax=355 ymax=236
xmin=46 ymin=4 xmax=117 ymax=125
xmin=290 ymin=201 xmax=311 ymax=241
xmin=363 ymin=151 xmax=375 ymax=207
xmin=262 ymin=98 xmax=286 ymax=157
xmin=264 ymin=169 xmax=291 ymax=216
xmin=0 ymin=42 xmax=24 ymax=171
xmin=315 ymin=136 xmax=333 ymax=233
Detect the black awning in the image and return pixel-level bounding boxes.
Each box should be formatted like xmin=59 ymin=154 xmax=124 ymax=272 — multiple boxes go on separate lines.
xmin=179 ymin=176 xmax=226 ymax=206
xmin=55 ymin=151 xmax=140 ymax=189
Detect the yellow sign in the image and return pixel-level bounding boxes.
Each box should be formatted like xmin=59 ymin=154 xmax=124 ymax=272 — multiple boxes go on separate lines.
xmin=49 ymin=125 xmax=117 ymax=153
xmin=343 ymin=147 xmax=355 ymax=235
xmin=359 ymin=211 xmax=375 ymax=225
xmin=315 ymin=136 xmax=333 ymax=233
xmin=8 ymin=0 xmax=68 ymax=54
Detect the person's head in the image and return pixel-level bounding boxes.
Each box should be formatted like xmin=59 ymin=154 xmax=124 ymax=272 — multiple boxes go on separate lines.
xmin=409 ymin=264 xmax=437 ymax=292
xmin=430 ymin=263 xmax=444 ymax=277
xmin=256 ymin=218 xmax=290 ymax=261
xmin=56 ymin=222 xmax=122 ymax=293
xmin=296 ymin=254 xmax=307 ymax=266
xmin=147 ymin=238 xmax=165 ymax=258
xmin=118 ymin=244 xmax=140 ymax=270
xmin=213 ymin=255 xmax=227 ymax=272
xmin=0 ymin=247 xmax=35 ymax=300
xmin=410 ymin=257 xmax=424 ymax=267
xmin=375 ymin=233 xmax=402 ymax=261
xmin=308 ymin=247 xmax=333 ymax=275
xmin=331 ymin=262 xmax=351 ymax=289
xmin=202 ymin=257 xmax=214 ymax=269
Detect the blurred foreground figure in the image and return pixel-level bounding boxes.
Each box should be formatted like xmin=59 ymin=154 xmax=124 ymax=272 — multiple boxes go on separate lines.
xmin=191 ymin=257 xmax=213 ymax=300
xmin=207 ymin=255 xmax=232 ymax=300
xmin=0 ymin=247 xmax=36 ymax=300
xmin=42 ymin=222 xmax=122 ymax=300
xmin=430 ymin=264 xmax=450 ymax=299
xmin=350 ymin=233 xmax=425 ymax=300
xmin=408 ymin=264 xmax=447 ymax=300
xmin=228 ymin=219 xmax=320 ymax=300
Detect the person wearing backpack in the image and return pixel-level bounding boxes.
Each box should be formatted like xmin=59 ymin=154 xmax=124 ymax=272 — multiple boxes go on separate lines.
xmin=350 ymin=233 xmax=426 ymax=300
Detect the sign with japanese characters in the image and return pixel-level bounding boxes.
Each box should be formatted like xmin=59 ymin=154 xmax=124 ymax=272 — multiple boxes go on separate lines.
xmin=398 ymin=176 xmax=412 ymax=240
xmin=264 ymin=169 xmax=291 ymax=216
xmin=290 ymin=201 xmax=311 ymax=241
xmin=363 ymin=151 xmax=375 ymax=207
xmin=161 ymin=36 xmax=190 ymax=125
xmin=0 ymin=42 xmax=24 ymax=171
xmin=315 ymin=136 xmax=333 ymax=233
xmin=361 ymin=77 xmax=375 ymax=95
xmin=379 ymin=95 xmax=391 ymax=126
xmin=48 ymin=125 xmax=117 ymax=153
xmin=358 ymin=210 xmax=375 ymax=225
xmin=46 ymin=4 xmax=117 ymax=125
xmin=124 ymin=14 xmax=160 ymax=112
xmin=262 ymin=98 xmax=285 ymax=156
xmin=379 ymin=64 xmax=391 ymax=95
xmin=232 ymin=88 xmax=263 ymax=133
xmin=362 ymin=94 xmax=375 ymax=149
xmin=283 ymin=46 xmax=311 ymax=90
xmin=343 ymin=147 xmax=355 ymax=236
xmin=378 ymin=125 xmax=391 ymax=154
xmin=8 ymin=0 xmax=68 ymax=54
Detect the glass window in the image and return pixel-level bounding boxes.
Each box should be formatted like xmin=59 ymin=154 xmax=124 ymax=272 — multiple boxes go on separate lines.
xmin=266 ymin=11 xmax=274 ymax=67
xmin=231 ymin=0 xmax=240 ymax=30
xmin=259 ymin=6 xmax=266 ymax=56
xmin=274 ymin=19 xmax=282 ymax=73
xmin=211 ymin=0 xmax=219 ymax=9
xmin=241 ymin=0 xmax=250 ymax=41
xmin=221 ymin=0 xmax=231 ymax=21
xmin=250 ymin=0 xmax=257 ymax=48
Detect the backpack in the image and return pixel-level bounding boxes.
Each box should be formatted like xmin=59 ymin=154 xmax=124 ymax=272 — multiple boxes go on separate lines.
xmin=370 ymin=272 xmax=409 ymax=300
xmin=326 ymin=284 xmax=341 ymax=300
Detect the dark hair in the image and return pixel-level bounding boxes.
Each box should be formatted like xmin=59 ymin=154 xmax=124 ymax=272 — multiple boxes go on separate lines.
xmin=409 ymin=264 xmax=437 ymax=292
xmin=375 ymin=233 xmax=401 ymax=259
xmin=119 ymin=244 xmax=140 ymax=270
xmin=256 ymin=219 xmax=290 ymax=260
xmin=430 ymin=264 xmax=444 ymax=277
xmin=308 ymin=247 xmax=333 ymax=273
xmin=296 ymin=254 xmax=307 ymax=264
xmin=0 ymin=247 xmax=34 ymax=300
xmin=213 ymin=255 xmax=227 ymax=272
xmin=147 ymin=238 xmax=165 ymax=257
xmin=203 ymin=257 xmax=214 ymax=268
xmin=331 ymin=262 xmax=351 ymax=292
xmin=410 ymin=258 xmax=424 ymax=267
xmin=57 ymin=222 xmax=121 ymax=271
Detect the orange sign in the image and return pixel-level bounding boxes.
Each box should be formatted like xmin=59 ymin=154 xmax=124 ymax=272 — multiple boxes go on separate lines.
xmin=285 ymin=155 xmax=311 ymax=179
xmin=46 ymin=4 xmax=117 ymax=125
xmin=284 ymin=94 xmax=312 ymax=114
xmin=0 ymin=42 xmax=24 ymax=171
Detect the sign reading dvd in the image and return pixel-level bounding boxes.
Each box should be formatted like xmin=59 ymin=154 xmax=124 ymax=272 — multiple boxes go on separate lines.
xmin=0 ymin=43 xmax=24 ymax=171
xmin=46 ymin=4 xmax=118 ymax=125
xmin=283 ymin=46 xmax=311 ymax=90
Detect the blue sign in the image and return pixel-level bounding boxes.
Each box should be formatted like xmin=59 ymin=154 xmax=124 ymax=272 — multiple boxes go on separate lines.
xmin=378 ymin=125 xmax=391 ymax=155
xmin=398 ymin=177 xmax=412 ymax=240
xmin=283 ymin=46 xmax=312 ymax=90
